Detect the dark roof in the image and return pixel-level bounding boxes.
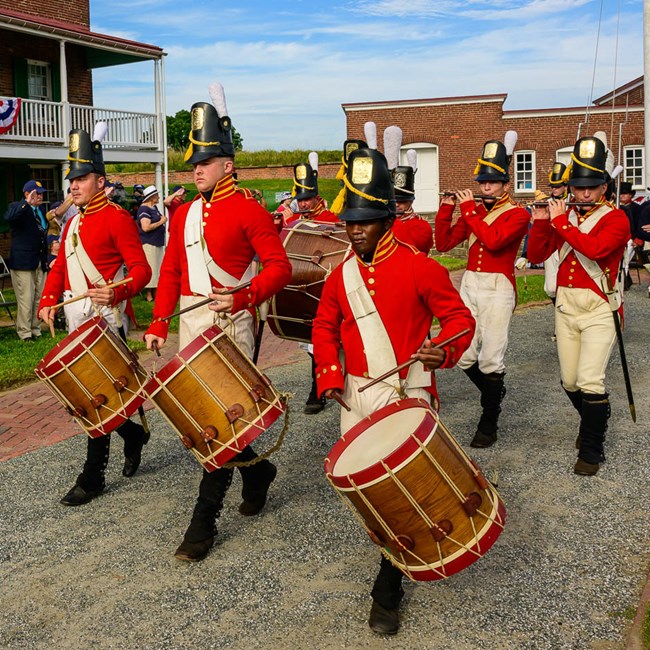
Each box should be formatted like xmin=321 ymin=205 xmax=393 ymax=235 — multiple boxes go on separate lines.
xmin=0 ymin=7 xmax=164 ymax=59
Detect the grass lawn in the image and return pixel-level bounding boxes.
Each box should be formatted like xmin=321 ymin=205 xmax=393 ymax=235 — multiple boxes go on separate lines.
xmin=516 ymin=273 xmax=549 ymax=305
xmin=432 ymin=256 xmax=467 ymax=272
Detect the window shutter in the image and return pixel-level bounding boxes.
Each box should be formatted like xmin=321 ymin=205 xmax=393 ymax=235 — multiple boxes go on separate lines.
xmin=52 ymin=63 xmax=61 ymax=102
xmin=13 ymin=58 xmax=28 ymax=97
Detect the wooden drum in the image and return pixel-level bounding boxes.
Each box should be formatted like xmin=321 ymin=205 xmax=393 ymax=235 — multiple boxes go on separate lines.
xmin=35 ymin=316 xmax=147 ymax=438
xmin=143 ymin=325 xmax=286 ymax=471
xmin=267 ymin=220 xmax=350 ymax=343
xmin=325 ymin=398 xmax=506 ymax=581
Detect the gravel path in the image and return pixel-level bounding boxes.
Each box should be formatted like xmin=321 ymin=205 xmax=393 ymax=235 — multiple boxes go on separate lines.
xmin=0 ymin=285 xmax=648 ymax=650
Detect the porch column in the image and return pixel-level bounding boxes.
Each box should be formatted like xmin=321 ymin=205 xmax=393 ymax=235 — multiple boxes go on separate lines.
xmin=153 ymin=59 xmax=164 ymax=212
xmin=59 ymin=40 xmax=70 ymax=138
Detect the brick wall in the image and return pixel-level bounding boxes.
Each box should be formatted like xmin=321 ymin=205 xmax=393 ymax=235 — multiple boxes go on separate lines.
xmin=0 ymin=0 xmax=90 ymax=27
xmin=0 ymin=30 xmax=93 ymax=104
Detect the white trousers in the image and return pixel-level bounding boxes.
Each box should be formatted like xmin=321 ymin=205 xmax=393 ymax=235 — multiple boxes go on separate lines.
xmin=457 ymin=271 xmax=515 ymax=374
xmin=10 ymin=267 xmax=45 ymax=340
xmin=555 ymin=287 xmax=616 ymax=394
xmin=340 ymin=374 xmax=431 ymax=435
xmin=179 ymin=295 xmax=255 ymax=358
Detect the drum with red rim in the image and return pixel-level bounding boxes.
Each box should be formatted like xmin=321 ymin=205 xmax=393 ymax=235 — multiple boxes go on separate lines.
xmin=35 ymin=316 xmax=147 ymax=438
xmin=143 ymin=325 xmax=285 ymax=471
xmin=324 ymin=398 xmax=506 ymax=581
xmin=267 ymin=220 xmax=350 ymax=343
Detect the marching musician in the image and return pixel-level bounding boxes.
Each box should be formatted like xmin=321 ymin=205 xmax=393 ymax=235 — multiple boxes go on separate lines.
xmin=527 ymin=133 xmax=630 ymax=476
xmin=313 ymin=144 xmax=475 ymax=635
xmin=285 ymin=153 xmax=340 ymax=415
xmin=38 ymin=125 xmax=152 ymax=506
xmin=382 ymin=127 xmax=433 ymax=255
xmin=144 ymin=83 xmax=291 ymax=562
xmin=434 ymin=132 xmax=530 ymax=448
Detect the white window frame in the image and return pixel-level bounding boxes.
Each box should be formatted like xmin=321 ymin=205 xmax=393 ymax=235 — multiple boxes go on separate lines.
xmin=623 ymin=146 xmax=644 ymax=190
xmin=513 ymin=150 xmax=536 ymax=194
xmin=27 ymin=59 xmax=52 ymax=101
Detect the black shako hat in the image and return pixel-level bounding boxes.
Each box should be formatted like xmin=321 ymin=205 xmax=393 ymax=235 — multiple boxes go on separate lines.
xmin=292 ymin=162 xmax=318 ymax=200
xmin=185 ymin=102 xmax=235 ymax=164
xmin=393 ymin=166 xmax=415 ymax=202
xmin=474 ymin=140 xmax=510 ymax=182
xmin=343 ymin=139 xmax=367 ymax=164
xmin=619 ymin=181 xmax=635 ymax=196
xmin=67 ymin=128 xmax=106 ymax=180
xmin=340 ymin=148 xmax=396 ymax=222
xmin=548 ymin=162 xmax=567 ymax=187
xmin=567 ymin=137 xmax=608 ymax=187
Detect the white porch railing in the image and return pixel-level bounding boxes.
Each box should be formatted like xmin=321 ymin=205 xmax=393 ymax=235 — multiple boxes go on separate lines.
xmin=0 ymin=98 xmax=160 ymax=150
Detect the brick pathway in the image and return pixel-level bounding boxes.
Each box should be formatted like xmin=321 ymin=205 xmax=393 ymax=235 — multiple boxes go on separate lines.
xmin=0 ymin=327 xmax=303 ymax=462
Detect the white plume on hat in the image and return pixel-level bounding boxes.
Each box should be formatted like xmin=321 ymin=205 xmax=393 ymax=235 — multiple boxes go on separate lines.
xmin=592 ymin=131 xmax=615 ymax=173
xmin=364 ymin=121 xmax=377 ymax=150
xmin=504 ymin=130 xmax=518 ymax=156
xmin=308 ymin=151 xmax=318 ymax=172
xmin=208 ymin=82 xmax=228 ymax=118
xmin=611 ymin=164 xmax=624 ymax=180
xmin=383 ymin=126 xmax=402 ymax=170
xmin=406 ymin=149 xmax=417 ymax=172
xmin=92 ymin=122 xmax=108 ymax=143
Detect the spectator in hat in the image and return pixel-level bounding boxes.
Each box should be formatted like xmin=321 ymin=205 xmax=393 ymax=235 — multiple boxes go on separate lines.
xmin=137 ymin=185 xmax=167 ymax=302
xmin=272 ymin=190 xmax=294 ymax=229
xmin=619 ymin=181 xmax=641 ymax=234
xmin=130 ymin=183 xmax=145 ymax=219
xmin=3 ymin=179 xmax=49 ymax=341
xmin=163 ymin=184 xmax=187 ymax=224
xmin=112 ymin=180 xmax=128 ymax=209
xmin=47 ymin=235 xmax=60 ymax=270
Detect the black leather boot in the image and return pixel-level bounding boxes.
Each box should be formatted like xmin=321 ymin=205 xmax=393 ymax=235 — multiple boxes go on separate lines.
xmin=369 ymin=556 xmax=403 ymax=634
xmin=304 ymin=353 xmax=326 ymax=414
xmin=562 ymin=384 xmax=583 ymax=449
xmin=116 ymin=419 xmax=150 ymax=477
xmin=575 ymin=392 xmax=609 ymax=476
xmin=175 ymin=467 xmax=234 ymax=561
xmin=237 ymin=446 xmax=277 ymax=516
xmin=61 ymin=435 xmax=110 ymax=506
xmin=470 ymin=372 xmax=505 ymax=448
xmin=462 ymin=362 xmax=484 ymax=392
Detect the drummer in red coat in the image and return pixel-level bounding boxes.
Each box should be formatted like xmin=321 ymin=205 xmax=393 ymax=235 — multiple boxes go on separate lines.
xmin=144 ymin=83 xmax=291 ymax=562
xmin=435 ymin=132 xmax=530 ymax=448
xmin=38 ymin=124 xmax=152 ymax=506
xmin=527 ymin=133 xmax=630 ymax=476
xmin=313 ymin=145 xmax=475 ymax=635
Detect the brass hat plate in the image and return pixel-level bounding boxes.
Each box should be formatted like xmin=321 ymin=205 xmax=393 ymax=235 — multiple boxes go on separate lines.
xmin=394 ymin=171 xmax=407 ymax=189
xmin=579 ymin=139 xmax=596 ymax=159
xmin=352 ymin=157 xmax=373 ymax=184
xmin=296 ymin=164 xmax=307 ymax=181
xmin=192 ymin=107 xmax=205 ymax=130
xmin=69 ymin=133 xmax=79 ymax=153
xmin=483 ymin=142 xmax=498 ymax=159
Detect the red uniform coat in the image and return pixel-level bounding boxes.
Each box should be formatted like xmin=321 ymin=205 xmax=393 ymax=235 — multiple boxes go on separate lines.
xmin=392 ymin=210 xmax=433 ymax=254
xmin=146 ymin=174 xmax=292 ymax=340
xmin=313 ymin=232 xmax=475 ymax=405
xmin=39 ymin=191 xmax=151 ymax=313
xmin=435 ymin=196 xmax=531 ymax=290
xmin=527 ymin=202 xmax=630 ymax=303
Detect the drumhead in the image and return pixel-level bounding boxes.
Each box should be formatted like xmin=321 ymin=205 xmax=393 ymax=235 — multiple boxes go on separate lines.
xmin=332 ymin=407 xmax=430 ymax=477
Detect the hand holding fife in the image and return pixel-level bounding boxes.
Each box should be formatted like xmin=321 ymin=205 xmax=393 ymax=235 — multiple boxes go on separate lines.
xmin=412 ymin=339 xmax=446 ymax=371
xmin=530 ymin=205 xmax=550 ymax=221
xmin=455 ymin=188 xmax=474 ymax=204
xmin=547 ymin=197 xmax=566 ymax=220
xmin=440 ymin=192 xmax=457 ymax=206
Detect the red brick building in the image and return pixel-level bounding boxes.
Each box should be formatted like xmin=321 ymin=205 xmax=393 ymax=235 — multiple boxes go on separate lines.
xmin=343 ymin=77 xmax=644 ymax=215
xmin=0 ymin=1 xmax=166 ymax=236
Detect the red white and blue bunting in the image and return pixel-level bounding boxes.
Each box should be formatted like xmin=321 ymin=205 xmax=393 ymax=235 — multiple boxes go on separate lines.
xmin=0 ymin=98 xmax=22 ymax=135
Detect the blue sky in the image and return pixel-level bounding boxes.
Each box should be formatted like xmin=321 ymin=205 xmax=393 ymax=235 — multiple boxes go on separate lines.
xmin=91 ymin=0 xmax=644 ymax=151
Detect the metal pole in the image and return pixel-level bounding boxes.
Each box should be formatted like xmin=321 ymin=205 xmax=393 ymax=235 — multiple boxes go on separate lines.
xmin=644 ymin=0 xmax=650 ymax=189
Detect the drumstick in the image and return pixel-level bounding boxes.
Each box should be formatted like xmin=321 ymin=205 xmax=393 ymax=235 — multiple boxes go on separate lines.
xmin=50 ymin=277 xmax=134 ymax=310
xmin=332 ymin=392 xmax=352 ymax=412
xmin=358 ymin=328 xmax=472 ymax=393
xmin=160 ymin=280 xmax=253 ymax=322
xmin=151 ymin=340 xmax=161 ymax=357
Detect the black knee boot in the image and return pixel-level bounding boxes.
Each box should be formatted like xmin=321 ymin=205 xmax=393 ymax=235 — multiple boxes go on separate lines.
xmin=369 ymin=555 xmax=403 ymax=634
xmin=470 ymin=372 xmax=505 ymax=448
xmin=562 ymin=384 xmax=583 ymax=449
xmin=462 ymin=362 xmax=484 ymax=392
xmin=305 ymin=353 xmax=326 ymax=414
xmin=236 ymin=446 xmax=277 ymax=516
xmin=575 ymin=392 xmax=609 ymax=475
xmin=175 ymin=466 xmax=234 ymax=561
xmin=115 ymin=418 xmax=150 ymax=477
xmin=60 ymin=435 xmax=110 ymax=506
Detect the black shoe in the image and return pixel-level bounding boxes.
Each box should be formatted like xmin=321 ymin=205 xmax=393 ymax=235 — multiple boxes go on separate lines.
xmin=470 ymin=429 xmax=497 ymax=448
xmin=122 ymin=426 xmax=150 ymax=477
xmin=369 ymin=601 xmax=399 ymax=635
xmin=174 ymin=537 xmax=214 ymax=562
xmin=239 ymin=462 xmax=277 ymax=516
xmin=304 ymin=395 xmax=326 ymax=415
xmin=60 ymin=484 xmax=103 ymax=506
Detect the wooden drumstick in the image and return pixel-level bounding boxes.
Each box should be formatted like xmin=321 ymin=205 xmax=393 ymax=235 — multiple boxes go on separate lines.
xmin=358 ymin=328 xmax=472 ymax=393
xmin=50 ymin=277 xmax=134 ymax=310
xmin=151 ymin=340 xmax=161 ymax=357
xmin=332 ymin=391 xmax=352 ymax=412
xmin=160 ymin=280 xmax=253 ymax=322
